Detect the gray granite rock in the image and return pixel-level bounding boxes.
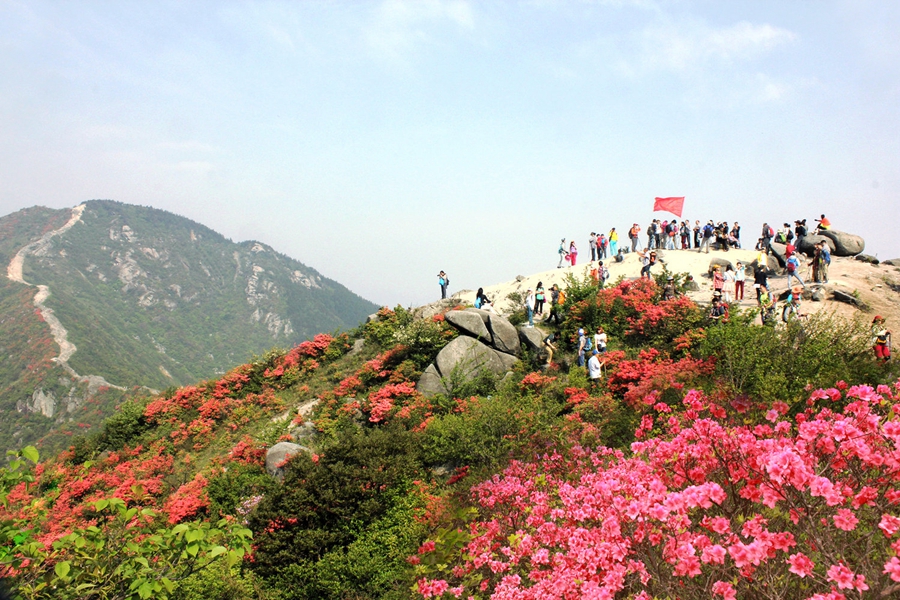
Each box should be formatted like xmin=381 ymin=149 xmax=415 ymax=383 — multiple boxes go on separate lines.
xmin=797 ymin=234 xmax=835 ymax=257
xmin=444 ymin=310 xmax=491 ymax=342
xmin=817 ymin=229 xmax=865 ymax=257
xmin=266 ymin=442 xmax=308 ymax=478
xmin=855 ymin=254 xmax=879 ymax=265
xmin=487 ymin=313 xmax=521 ymax=356
xmin=416 ymin=363 xmax=448 ymax=397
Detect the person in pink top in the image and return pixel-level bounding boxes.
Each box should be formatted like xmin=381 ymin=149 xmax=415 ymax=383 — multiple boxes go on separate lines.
xmin=568 ymin=241 xmax=578 ymax=266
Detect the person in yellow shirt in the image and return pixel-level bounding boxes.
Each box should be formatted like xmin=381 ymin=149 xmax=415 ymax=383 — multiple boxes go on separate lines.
xmin=608 ymin=228 xmax=619 ymax=255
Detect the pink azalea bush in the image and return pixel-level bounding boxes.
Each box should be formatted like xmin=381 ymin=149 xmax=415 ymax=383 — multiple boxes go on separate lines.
xmin=416 ymin=381 xmax=900 ymax=599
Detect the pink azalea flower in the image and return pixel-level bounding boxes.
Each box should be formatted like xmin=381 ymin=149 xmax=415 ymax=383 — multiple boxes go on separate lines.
xmin=833 ymin=509 xmax=859 ymax=531
xmin=787 ymin=553 xmax=814 ymax=577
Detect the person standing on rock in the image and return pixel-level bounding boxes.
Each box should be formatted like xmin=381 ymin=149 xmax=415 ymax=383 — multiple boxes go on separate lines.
xmin=547 ymin=284 xmax=562 ymax=325
xmin=598 ymin=233 xmax=608 ymax=259
xmin=629 ymin=224 xmax=641 ymax=252
xmin=693 ymin=220 xmax=702 ymax=248
xmin=524 ymin=289 xmax=536 ymax=328
xmin=731 ymin=222 xmax=741 ymax=248
xmin=698 ymin=221 xmax=714 ymax=253
xmin=589 ymin=232 xmax=598 ymax=262
xmin=734 ymin=261 xmax=746 ymax=301
xmin=761 ymin=223 xmax=774 ymax=254
xmin=535 ymin=282 xmax=546 ymax=317
xmin=558 ymin=238 xmax=569 ymax=268
xmin=438 ymin=271 xmax=449 ymax=299
xmin=753 ymin=265 xmax=769 ymax=300
xmin=569 ymin=241 xmax=578 ymax=267
xmin=609 ymin=228 xmax=618 ymax=256
xmin=723 ymin=265 xmax=736 ymax=303
xmin=817 ymin=241 xmax=831 ymax=283
xmin=872 ymin=316 xmax=891 ymax=362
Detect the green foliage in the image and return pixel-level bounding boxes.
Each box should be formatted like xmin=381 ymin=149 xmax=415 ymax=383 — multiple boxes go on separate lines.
xmin=248 ymin=425 xmax=425 ymax=599
xmin=422 ymin=391 xmax=562 ymax=469
xmin=503 ymin=291 xmax=527 ymax=326
xmin=205 ymin=462 xmax=276 ymax=520
xmin=700 ymin=310 xmax=883 ymax=407
xmin=5 ymin=497 xmax=252 ymax=600
xmin=562 ymin=269 xmax=602 ymax=305
xmin=171 ymin=561 xmax=277 ymax=600
xmin=363 ymin=306 xmax=455 ymax=368
xmin=98 ymin=399 xmax=153 ymax=451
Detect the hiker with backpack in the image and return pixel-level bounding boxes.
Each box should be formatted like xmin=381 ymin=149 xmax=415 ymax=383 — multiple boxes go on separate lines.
xmin=761 ymin=223 xmax=774 ymax=254
xmin=547 ymin=284 xmax=564 ymax=325
xmin=577 ymin=328 xmax=590 ymax=367
xmin=629 ymin=224 xmax=641 ymax=252
xmin=781 ymin=287 xmax=805 ymax=323
xmin=872 ymin=316 xmax=892 ymax=362
xmin=598 ymin=233 xmax=608 ymax=259
xmin=785 ymin=253 xmax=807 ymax=289
xmin=698 ymin=221 xmax=714 ymax=253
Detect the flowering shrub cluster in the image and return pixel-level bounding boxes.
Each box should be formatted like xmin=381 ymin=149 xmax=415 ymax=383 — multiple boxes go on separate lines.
xmin=416 ymin=381 xmax=900 ymax=599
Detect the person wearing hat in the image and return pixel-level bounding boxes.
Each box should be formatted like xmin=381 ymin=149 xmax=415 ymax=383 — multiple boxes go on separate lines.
xmin=577 ymin=328 xmax=588 ymax=367
xmin=782 ymin=286 xmax=805 ymax=322
xmin=872 ymin=316 xmax=891 ymax=362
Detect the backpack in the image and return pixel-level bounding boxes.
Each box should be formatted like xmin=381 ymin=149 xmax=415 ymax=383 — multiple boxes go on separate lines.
xmin=557 ymin=290 xmax=567 ymax=305
xmin=775 ymin=231 xmax=787 ymax=244
xmin=767 ymin=226 xmax=775 ymax=238
xmin=703 ymin=224 xmax=714 ymax=238
xmin=582 ymin=336 xmax=593 ymax=352
xmin=786 ymin=257 xmax=797 ymax=273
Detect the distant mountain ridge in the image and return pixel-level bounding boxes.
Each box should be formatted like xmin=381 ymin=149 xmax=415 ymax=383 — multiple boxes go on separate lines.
xmin=0 ymin=200 xmax=378 ymax=449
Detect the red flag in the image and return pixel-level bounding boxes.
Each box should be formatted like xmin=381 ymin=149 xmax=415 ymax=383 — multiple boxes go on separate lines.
xmin=653 ymin=197 xmax=685 ymax=217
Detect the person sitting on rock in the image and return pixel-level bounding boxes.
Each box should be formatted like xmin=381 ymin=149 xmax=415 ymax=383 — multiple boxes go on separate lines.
xmin=474 ymin=287 xmax=493 ymax=311
xmin=662 ymin=276 xmax=677 ymax=301
xmin=815 ymin=214 xmax=831 ymax=233
xmin=872 ymin=316 xmax=891 ymax=362
xmin=709 ymin=293 xmax=728 ymax=323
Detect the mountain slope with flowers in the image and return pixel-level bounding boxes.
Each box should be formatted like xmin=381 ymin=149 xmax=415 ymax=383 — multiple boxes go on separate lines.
xmin=1 ymin=269 xmax=900 ymax=600
xmin=0 ymin=200 xmax=377 ymax=452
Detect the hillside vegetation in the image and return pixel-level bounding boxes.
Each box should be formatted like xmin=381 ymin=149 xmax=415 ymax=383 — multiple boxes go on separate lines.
xmin=0 ymin=201 xmax=378 ymax=451
xmin=1 ymin=271 xmax=899 ymax=600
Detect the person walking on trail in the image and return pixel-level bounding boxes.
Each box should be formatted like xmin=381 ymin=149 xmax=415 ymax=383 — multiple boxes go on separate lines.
xmin=872 ymin=316 xmax=892 ymax=362
xmin=524 ymin=288 xmax=536 ymax=328
xmin=637 ymin=249 xmax=655 ymax=279
xmin=542 ymin=333 xmax=558 ymax=367
xmin=534 ymin=282 xmax=546 ymax=317
xmin=588 ymin=349 xmax=603 ymax=389
xmin=438 ymin=271 xmax=449 ymax=299
xmin=547 ymin=284 xmax=563 ymax=325
xmin=589 ymin=232 xmax=598 ymax=262
xmin=785 ymin=253 xmax=807 ymax=289
xmin=568 ymin=241 xmax=578 ymax=266
xmin=557 ymin=239 xmax=569 ymax=268
xmin=782 ymin=287 xmax=805 ymax=323
xmin=577 ymin=328 xmax=588 ymax=368
xmin=608 ymin=228 xmax=618 ymax=256
xmin=698 ymin=221 xmax=714 ymax=253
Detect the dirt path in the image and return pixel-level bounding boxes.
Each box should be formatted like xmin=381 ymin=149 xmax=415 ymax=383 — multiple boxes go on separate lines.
xmin=6 ymin=204 xmax=125 ymax=391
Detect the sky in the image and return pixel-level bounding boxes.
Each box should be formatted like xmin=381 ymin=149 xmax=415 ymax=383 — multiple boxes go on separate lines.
xmin=1 ymin=0 xmax=898 ymax=308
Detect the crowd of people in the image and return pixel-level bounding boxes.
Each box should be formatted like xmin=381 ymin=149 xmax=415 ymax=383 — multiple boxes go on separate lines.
xmin=439 ymin=211 xmax=890 ymax=367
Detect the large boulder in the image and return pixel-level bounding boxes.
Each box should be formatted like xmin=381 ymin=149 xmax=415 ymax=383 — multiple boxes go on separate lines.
xmin=883 ymin=258 xmax=900 ymax=267
xmin=416 ymin=363 xmax=448 ymax=397
xmin=412 ymin=298 xmax=463 ymax=321
xmin=435 ymin=337 xmax=505 ymax=380
xmin=486 ymin=313 xmax=521 ymax=356
xmin=749 ymin=255 xmax=780 ymax=275
xmin=832 ymin=289 xmax=865 ymax=309
xmin=517 ymin=326 xmax=545 ymax=355
xmin=855 ymin=254 xmax=879 ymax=265
xmin=444 ymin=309 xmax=491 ymax=342
xmin=708 ymin=258 xmax=735 ymax=274
xmin=266 ymin=442 xmax=308 ymax=478
xmin=768 ymin=242 xmax=788 ymax=268
xmin=797 ymin=234 xmax=835 ymax=257
xmin=817 ymin=229 xmax=865 ymax=257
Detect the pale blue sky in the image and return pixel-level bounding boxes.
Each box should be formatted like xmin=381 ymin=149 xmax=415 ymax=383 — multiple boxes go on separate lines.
xmin=1 ymin=0 xmax=898 ymax=307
